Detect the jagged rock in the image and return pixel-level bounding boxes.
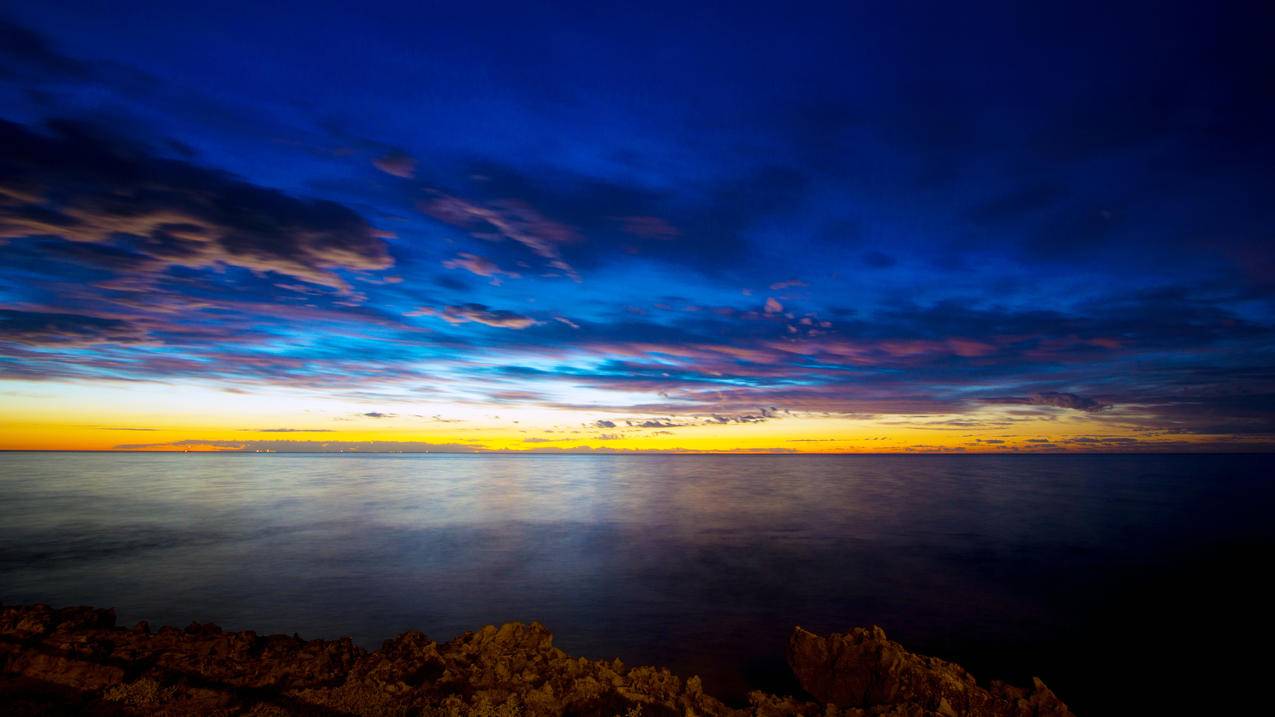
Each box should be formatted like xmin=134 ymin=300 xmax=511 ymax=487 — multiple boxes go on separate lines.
xmin=786 ymin=626 xmax=1074 ymax=717
xmin=0 ymin=603 xmax=1073 ymax=716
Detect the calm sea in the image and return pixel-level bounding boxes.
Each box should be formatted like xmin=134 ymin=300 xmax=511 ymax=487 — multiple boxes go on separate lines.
xmin=2 ymin=453 xmax=1272 ymax=714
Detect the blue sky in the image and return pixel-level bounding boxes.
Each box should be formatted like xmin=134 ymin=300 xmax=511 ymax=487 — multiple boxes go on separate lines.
xmin=1 ymin=1 xmax=1273 ymax=451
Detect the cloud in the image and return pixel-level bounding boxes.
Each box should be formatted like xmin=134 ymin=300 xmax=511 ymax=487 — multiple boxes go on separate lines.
xmin=421 ymin=194 xmax=579 ymax=280
xmin=1027 ymin=392 xmax=1110 ymax=412
xmin=0 ymin=119 xmax=393 ymax=292
xmin=442 ymin=252 xmax=519 ymax=279
xmin=113 ymin=439 xmax=483 ymax=452
xmin=769 ymin=278 xmax=807 ymax=290
xmin=0 ymin=308 xmax=147 ymax=345
xmin=975 ymin=391 xmax=1110 ymax=413
xmin=705 ymin=409 xmax=778 ymax=424
xmin=110 ymin=437 xmax=810 ymax=454
xmin=408 ymin=303 xmax=536 ymax=329
xmin=486 ymin=389 xmax=545 ymax=402
xmin=626 ymin=418 xmax=689 ymax=428
xmin=1061 ymin=436 xmax=1140 ymax=446
xmin=412 ymin=160 xmax=808 ymax=278
xmin=617 ymin=215 xmax=679 ymax=239
xmin=0 ymin=19 xmax=91 ymax=81
xmin=361 ymin=411 xmax=396 ymax=418
xmin=240 ymin=423 xmax=334 ymax=428
xmin=0 ymin=4 xmax=1271 ymax=456
xmin=372 ymin=151 xmax=416 ymax=178
xmin=432 ymin=273 xmax=470 ymax=291
xmin=594 ymin=419 xmax=617 ymax=428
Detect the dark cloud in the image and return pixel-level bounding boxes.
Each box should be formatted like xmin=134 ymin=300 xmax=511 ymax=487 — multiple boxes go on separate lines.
xmin=0 ymin=308 xmax=146 ymax=345
xmin=372 ymin=150 xmax=416 ymax=178
xmin=626 ymin=418 xmax=687 ymax=429
xmin=432 ymin=273 xmax=470 ymax=291
xmin=705 ymin=409 xmax=777 ymax=424
xmin=242 ymin=428 xmax=335 ymax=433
xmin=0 ymin=19 xmax=91 ymax=81
xmin=1028 ymin=392 xmax=1109 ymax=412
xmin=980 ymin=391 xmax=1110 ymax=412
xmin=0 ymin=119 xmax=393 ymax=292
xmin=417 ymin=160 xmax=810 ymax=279
xmin=1099 ymin=391 xmax=1275 ymax=436
xmin=593 ymin=419 xmax=617 ymax=428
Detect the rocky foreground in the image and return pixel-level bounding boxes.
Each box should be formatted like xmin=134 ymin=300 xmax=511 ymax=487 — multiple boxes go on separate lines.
xmin=0 ymin=604 xmax=1073 ymax=716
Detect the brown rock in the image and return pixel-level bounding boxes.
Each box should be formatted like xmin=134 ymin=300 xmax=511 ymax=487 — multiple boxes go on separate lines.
xmin=0 ymin=603 xmax=1074 ymax=716
xmin=786 ymin=625 xmax=1074 ymax=717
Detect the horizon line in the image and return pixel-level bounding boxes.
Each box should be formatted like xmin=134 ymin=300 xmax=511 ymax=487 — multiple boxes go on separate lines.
xmin=3 ymin=449 xmax=1273 ymax=456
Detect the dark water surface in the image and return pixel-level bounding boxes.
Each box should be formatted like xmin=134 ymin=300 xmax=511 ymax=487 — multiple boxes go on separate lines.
xmin=2 ymin=453 xmax=1273 ymax=714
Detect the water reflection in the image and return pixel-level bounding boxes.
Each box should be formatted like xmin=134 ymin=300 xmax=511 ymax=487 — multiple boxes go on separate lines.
xmin=2 ymin=453 xmax=1273 ymax=715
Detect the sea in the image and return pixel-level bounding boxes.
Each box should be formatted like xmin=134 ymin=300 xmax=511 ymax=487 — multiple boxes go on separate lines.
xmin=2 ymin=452 xmax=1273 ymax=715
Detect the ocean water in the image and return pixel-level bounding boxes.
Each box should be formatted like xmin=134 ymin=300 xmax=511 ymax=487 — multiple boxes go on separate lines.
xmin=1 ymin=453 xmax=1273 ymax=714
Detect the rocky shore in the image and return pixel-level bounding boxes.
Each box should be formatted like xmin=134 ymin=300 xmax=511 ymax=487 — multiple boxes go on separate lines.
xmin=1 ymin=603 xmax=1073 ymax=716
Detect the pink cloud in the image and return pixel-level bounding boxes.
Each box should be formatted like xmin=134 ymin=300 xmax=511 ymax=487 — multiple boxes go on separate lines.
xmin=769 ymin=278 xmax=807 ymax=290
xmin=616 ymin=215 xmax=679 ymax=239
xmin=421 ymin=195 xmax=580 ymax=280
xmin=372 ymin=151 xmax=416 ymax=178
xmin=442 ymin=252 xmax=520 ymax=279
xmin=408 ymin=303 xmax=536 ymax=329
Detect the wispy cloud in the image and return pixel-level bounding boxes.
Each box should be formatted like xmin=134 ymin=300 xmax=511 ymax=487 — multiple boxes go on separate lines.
xmin=237 ymin=423 xmax=331 ymax=428
xmin=422 ymin=194 xmax=580 ymax=280
xmin=372 ymin=150 xmax=416 ymax=178
xmin=408 ymin=303 xmax=536 ymax=329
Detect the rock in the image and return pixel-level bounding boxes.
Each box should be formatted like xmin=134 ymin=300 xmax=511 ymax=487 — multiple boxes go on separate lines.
xmin=0 ymin=603 xmax=1075 ymax=716
xmin=786 ymin=625 xmax=1074 ymax=717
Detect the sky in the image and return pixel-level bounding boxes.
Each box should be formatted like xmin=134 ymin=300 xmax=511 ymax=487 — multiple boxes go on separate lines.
xmin=1 ymin=1 xmax=1273 ymax=452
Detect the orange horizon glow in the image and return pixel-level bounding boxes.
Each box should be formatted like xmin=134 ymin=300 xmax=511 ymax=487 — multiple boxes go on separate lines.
xmin=1 ymin=378 xmax=1255 ymax=454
